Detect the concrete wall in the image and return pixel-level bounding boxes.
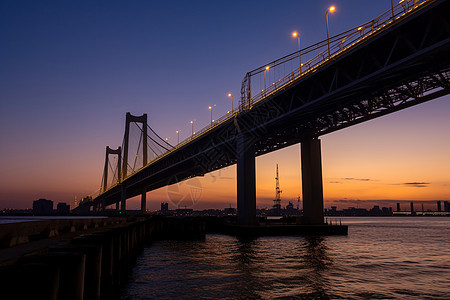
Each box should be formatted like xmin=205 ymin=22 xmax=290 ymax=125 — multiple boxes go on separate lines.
xmin=0 ymin=216 xmax=205 ymax=300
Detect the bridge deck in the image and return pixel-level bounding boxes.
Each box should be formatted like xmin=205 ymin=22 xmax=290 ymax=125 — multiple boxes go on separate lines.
xmin=76 ymin=0 xmax=450 ymax=212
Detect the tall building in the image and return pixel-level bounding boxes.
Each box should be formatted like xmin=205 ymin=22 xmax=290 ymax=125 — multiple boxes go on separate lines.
xmin=33 ymin=198 xmax=53 ymax=215
xmin=444 ymin=201 xmax=449 ymax=212
xmin=396 ymin=203 xmax=401 ymax=212
xmin=437 ymin=201 xmax=441 ymax=212
xmin=410 ymin=202 xmax=415 ymax=215
xmin=161 ymin=202 xmax=169 ymax=211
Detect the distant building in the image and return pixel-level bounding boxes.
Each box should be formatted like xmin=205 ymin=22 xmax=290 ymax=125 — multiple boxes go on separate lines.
xmin=285 ymin=201 xmax=298 ymax=215
xmin=175 ymin=208 xmax=193 ymax=216
xmin=224 ymin=207 xmax=236 ymax=215
xmin=56 ymin=202 xmax=70 ymax=215
xmin=33 ymin=198 xmax=53 ymax=215
xmin=342 ymin=207 xmax=369 ymax=216
xmin=382 ymin=207 xmax=393 ymax=216
xmin=410 ymin=202 xmax=415 ymax=215
xmin=161 ymin=202 xmax=169 ymax=211
xmin=370 ymin=205 xmax=382 ymax=216
xmin=437 ymin=201 xmax=441 ymax=212
xmin=396 ymin=203 xmax=401 ymax=212
xmin=444 ymin=201 xmax=449 ymax=212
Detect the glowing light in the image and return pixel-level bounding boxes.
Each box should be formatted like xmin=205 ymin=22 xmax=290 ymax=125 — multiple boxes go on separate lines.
xmin=328 ymin=5 xmax=336 ymax=13
xmin=292 ymin=31 xmax=298 ymax=38
xmin=265 ymin=66 xmax=270 ymax=70
xmin=228 ymin=93 xmax=232 ymax=97
xmin=358 ymin=26 xmax=363 ymax=30
xmin=208 ymin=106 xmax=212 ymax=110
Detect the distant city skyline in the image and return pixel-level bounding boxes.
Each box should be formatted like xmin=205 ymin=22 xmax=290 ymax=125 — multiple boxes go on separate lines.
xmin=1 ymin=0 xmax=449 ymax=210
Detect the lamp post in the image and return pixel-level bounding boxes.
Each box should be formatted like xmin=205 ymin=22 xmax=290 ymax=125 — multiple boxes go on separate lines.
xmin=326 ymin=5 xmax=336 ymax=58
xmin=190 ymin=121 xmax=194 ymax=136
xmin=176 ymin=130 xmax=179 ymax=144
xmin=264 ymin=66 xmax=269 ymax=95
xmin=208 ymin=105 xmax=216 ymax=126
xmin=292 ymin=31 xmax=301 ymax=72
xmin=390 ymin=0 xmax=395 ymax=20
xmin=228 ymin=93 xmax=233 ymax=113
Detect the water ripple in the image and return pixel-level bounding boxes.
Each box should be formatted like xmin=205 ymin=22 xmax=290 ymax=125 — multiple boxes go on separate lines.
xmin=122 ymin=217 xmax=450 ymax=299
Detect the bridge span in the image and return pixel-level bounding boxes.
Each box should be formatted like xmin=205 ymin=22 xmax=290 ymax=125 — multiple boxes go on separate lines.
xmin=75 ymin=0 xmax=450 ymax=225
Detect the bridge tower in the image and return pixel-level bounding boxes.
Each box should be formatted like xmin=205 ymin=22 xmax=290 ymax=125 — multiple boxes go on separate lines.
xmin=102 ymin=146 xmax=121 ymax=210
xmin=121 ymin=112 xmax=148 ymax=212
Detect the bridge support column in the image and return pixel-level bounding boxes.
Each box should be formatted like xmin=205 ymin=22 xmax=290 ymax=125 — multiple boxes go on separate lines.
xmin=301 ymin=137 xmax=324 ymax=225
xmin=120 ymin=185 xmax=126 ymax=212
xmin=236 ymin=133 xmax=256 ymax=225
xmin=141 ymin=188 xmax=146 ymax=213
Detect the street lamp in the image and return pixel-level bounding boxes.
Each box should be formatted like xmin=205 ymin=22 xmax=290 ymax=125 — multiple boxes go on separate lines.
xmin=190 ymin=121 xmax=194 ymax=136
xmin=176 ymin=130 xmax=179 ymax=144
xmin=326 ymin=5 xmax=336 ymax=58
xmin=228 ymin=93 xmax=233 ymax=113
xmin=292 ymin=31 xmax=302 ymax=72
xmin=208 ymin=105 xmax=216 ymax=126
xmin=264 ymin=66 xmax=270 ymax=95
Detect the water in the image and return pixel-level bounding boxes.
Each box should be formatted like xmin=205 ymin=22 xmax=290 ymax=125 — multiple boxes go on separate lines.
xmin=122 ymin=217 xmax=450 ymax=299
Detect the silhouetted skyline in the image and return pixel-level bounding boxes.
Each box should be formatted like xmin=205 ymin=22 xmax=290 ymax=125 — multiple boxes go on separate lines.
xmin=1 ymin=0 xmax=449 ymax=209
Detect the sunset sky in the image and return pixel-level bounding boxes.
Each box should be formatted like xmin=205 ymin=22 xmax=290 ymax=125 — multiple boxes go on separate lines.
xmin=1 ymin=0 xmax=449 ymax=211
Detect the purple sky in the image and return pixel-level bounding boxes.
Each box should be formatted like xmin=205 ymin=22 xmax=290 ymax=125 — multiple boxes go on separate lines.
xmin=1 ymin=0 xmax=449 ymax=210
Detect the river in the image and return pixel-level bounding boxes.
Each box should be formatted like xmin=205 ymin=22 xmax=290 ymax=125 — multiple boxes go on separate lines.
xmin=121 ymin=217 xmax=450 ymax=299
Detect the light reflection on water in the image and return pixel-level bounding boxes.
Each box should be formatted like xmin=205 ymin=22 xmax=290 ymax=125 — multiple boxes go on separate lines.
xmin=121 ymin=217 xmax=450 ymax=299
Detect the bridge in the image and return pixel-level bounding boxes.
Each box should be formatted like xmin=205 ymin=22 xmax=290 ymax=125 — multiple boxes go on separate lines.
xmin=75 ymin=0 xmax=450 ymax=225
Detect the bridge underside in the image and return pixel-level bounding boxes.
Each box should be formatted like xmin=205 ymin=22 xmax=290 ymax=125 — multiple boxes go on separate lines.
xmin=76 ymin=0 xmax=450 ymax=225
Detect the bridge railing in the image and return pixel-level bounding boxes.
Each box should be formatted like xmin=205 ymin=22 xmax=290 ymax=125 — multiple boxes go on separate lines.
xmin=240 ymin=0 xmax=429 ymax=109
xmin=86 ymin=0 xmax=430 ymax=203
xmin=182 ymin=0 xmax=428 ymax=150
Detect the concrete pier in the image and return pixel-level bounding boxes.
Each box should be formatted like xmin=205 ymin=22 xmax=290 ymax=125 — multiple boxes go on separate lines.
xmin=0 ymin=216 xmax=205 ymax=300
xmin=301 ymin=138 xmax=325 ymax=225
xmin=120 ymin=185 xmax=126 ymax=212
xmin=141 ymin=189 xmax=147 ymax=213
xmin=236 ymin=133 xmax=257 ymax=226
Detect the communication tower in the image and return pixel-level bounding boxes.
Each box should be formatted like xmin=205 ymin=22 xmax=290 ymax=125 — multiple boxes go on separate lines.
xmin=273 ymin=164 xmax=282 ymax=211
